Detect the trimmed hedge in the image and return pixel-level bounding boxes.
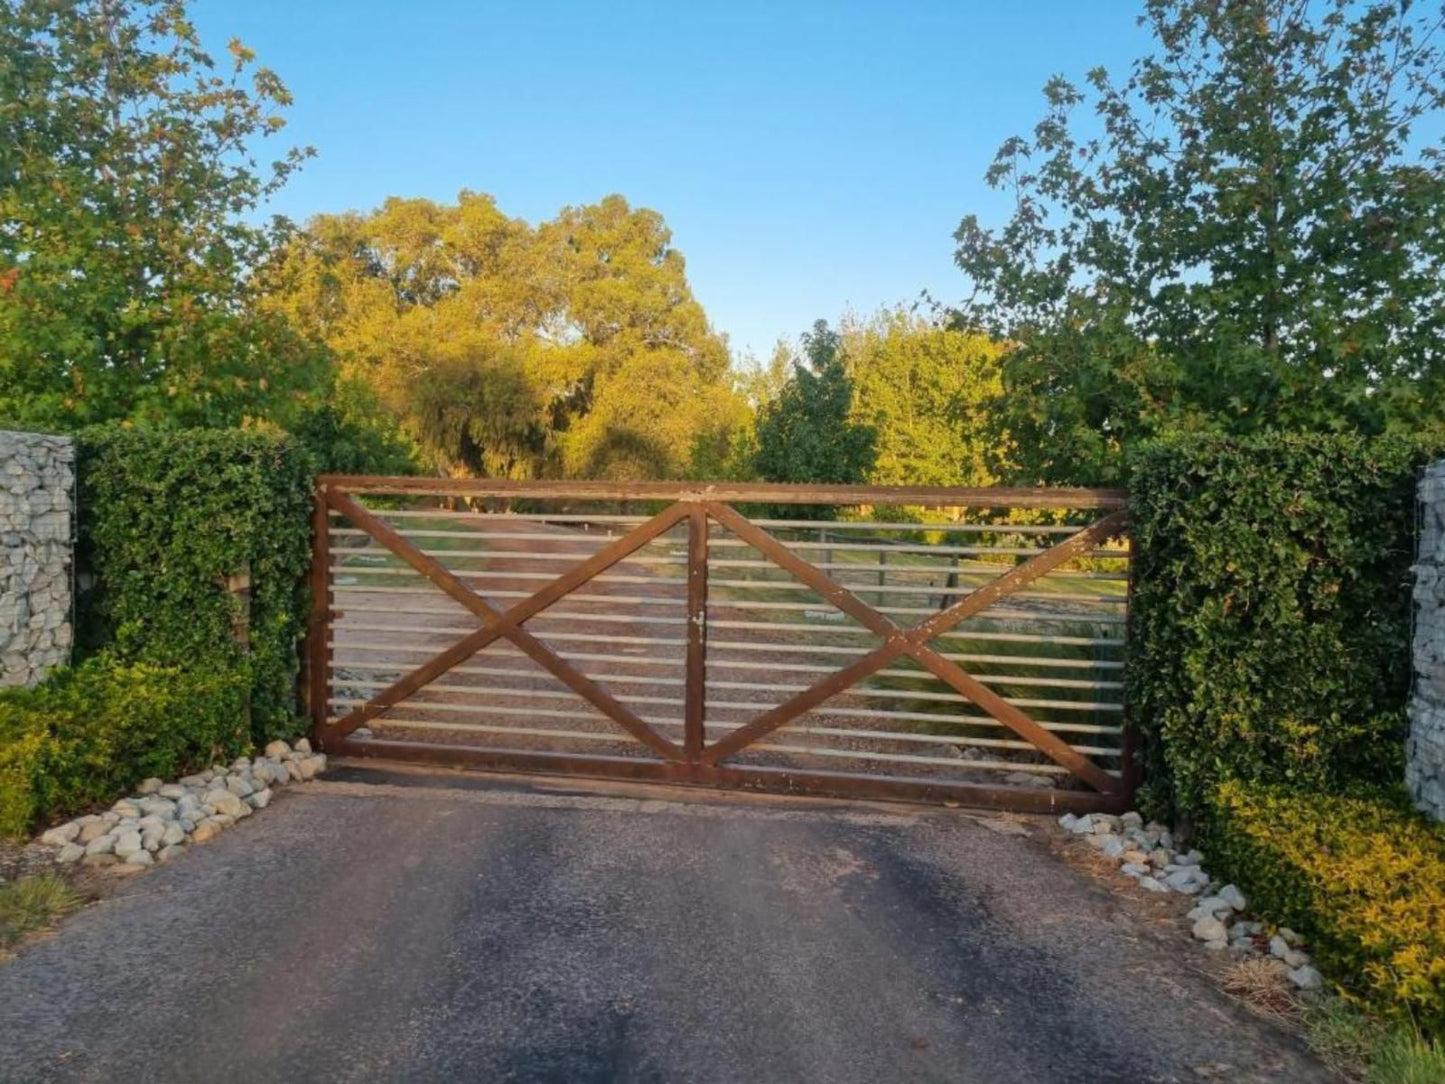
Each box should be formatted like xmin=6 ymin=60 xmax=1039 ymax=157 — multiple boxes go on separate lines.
xmin=76 ymin=426 xmax=316 ymax=743
xmin=1205 ymin=781 xmax=1445 ymax=1035
xmin=1127 ymin=432 xmax=1442 ymax=821
xmin=0 ymin=654 xmax=249 ymax=837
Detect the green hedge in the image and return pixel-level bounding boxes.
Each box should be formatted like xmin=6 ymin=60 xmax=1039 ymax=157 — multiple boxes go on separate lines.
xmin=1127 ymin=432 xmax=1441 ymax=821
xmin=0 ymin=654 xmax=249 ymax=837
xmin=76 ymin=426 xmax=316 ymax=743
xmin=1205 ymin=781 xmax=1445 ymax=1036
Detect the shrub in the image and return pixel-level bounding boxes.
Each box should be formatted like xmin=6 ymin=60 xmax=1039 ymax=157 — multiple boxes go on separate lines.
xmin=1205 ymin=781 xmax=1445 ymax=1036
xmin=1127 ymin=432 xmax=1443 ymax=820
xmin=76 ymin=426 xmax=316 ymax=742
xmin=0 ymin=655 xmax=248 ymax=838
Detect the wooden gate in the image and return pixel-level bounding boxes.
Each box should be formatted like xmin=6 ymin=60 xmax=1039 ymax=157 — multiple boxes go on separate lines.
xmin=307 ymin=477 xmax=1135 ymax=813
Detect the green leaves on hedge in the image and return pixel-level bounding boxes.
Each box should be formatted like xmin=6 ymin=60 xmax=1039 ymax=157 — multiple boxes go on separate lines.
xmin=76 ymin=427 xmax=315 ymax=742
xmin=1127 ymin=432 xmax=1442 ymax=820
xmin=0 ymin=655 xmax=249 ymax=837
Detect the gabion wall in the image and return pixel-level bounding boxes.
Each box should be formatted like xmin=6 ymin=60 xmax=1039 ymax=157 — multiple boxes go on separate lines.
xmin=0 ymin=431 xmax=75 ymax=688
xmin=1410 ymin=460 xmax=1445 ymax=821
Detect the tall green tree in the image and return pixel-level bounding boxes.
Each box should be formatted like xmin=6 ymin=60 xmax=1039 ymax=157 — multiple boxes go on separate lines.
xmin=0 ymin=0 xmax=322 ymax=429
xmin=840 ymin=310 xmax=1008 ymax=488
xmin=954 ymin=0 xmax=1445 ymax=485
xmin=753 ymin=320 xmax=876 ymax=489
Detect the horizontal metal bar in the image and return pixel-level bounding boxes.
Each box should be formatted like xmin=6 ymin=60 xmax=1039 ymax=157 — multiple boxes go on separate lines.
xmin=371 ymin=718 xmax=639 ymax=744
xmin=326 ymin=738 xmax=1135 ymax=814
xmin=361 ymin=509 xmax=1112 ymax=537
xmin=329 ymin=611 xmax=1124 ymax=648
xmin=327 ymin=694 xmax=1120 ymax=735
xmin=331 ymin=523 xmax=1129 ymax=563
xmin=331 ymin=657 xmax=1123 ymax=692
xmin=364 ymin=715 xmax=1116 ymax=757
xmin=330 ymin=583 xmax=1126 ymax=626
xmin=323 ymin=476 xmax=1130 ymax=508
xmin=331 ymin=561 xmax=1124 ymax=605
xmin=708 ymin=537 xmax=1128 ymax=559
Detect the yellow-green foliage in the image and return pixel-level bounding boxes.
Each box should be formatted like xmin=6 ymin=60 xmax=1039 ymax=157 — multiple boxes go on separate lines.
xmin=0 ymin=655 xmax=248 ymax=838
xmin=1206 ymin=781 xmax=1445 ymax=1035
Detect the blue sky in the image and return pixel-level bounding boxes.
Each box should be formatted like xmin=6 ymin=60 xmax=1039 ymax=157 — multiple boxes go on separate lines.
xmin=194 ymin=1 xmax=1152 ymax=361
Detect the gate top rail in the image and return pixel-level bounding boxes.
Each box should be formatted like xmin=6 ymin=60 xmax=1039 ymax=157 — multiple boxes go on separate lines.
xmin=317 ymin=476 xmax=1128 ymax=510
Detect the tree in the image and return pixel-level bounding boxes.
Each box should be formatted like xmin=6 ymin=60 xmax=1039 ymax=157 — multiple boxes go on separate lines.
xmin=262 ymin=191 xmax=745 ymax=479
xmin=753 ymin=320 xmax=876 ymax=488
xmin=0 ymin=0 xmax=322 ymax=429
xmin=840 ymin=310 xmax=1008 ymax=488
xmin=953 ymin=0 xmax=1445 ymax=485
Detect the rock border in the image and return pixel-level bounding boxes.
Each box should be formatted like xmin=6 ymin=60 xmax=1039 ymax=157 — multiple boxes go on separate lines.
xmin=34 ymin=739 xmax=326 ymax=874
xmin=1059 ymin=810 xmax=1322 ymax=991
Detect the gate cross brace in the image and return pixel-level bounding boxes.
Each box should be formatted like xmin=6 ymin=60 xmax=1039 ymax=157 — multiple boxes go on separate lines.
xmin=699 ymin=502 xmax=1128 ymax=794
xmin=322 ymin=490 xmax=687 ymax=759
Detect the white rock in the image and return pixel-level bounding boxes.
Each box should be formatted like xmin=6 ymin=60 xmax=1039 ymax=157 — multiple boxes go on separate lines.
xmin=1137 ymin=876 xmax=1169 ymax=893
xmin=158 ymin=784 xmax=187 ymax=800
xmin=1191 ymin=895 xmax=1232 ymax=918
xmin=225 ymin=775 xmax=254 ymax=798
xmin=1218 ymin=884 xmax=1248 ymax=912
xmin=84 ymin=833 xmax=116 ymax=856
xmin=111 ymin=800 xmax=141 ymax=819
xmin=247 ymin=788 xmax=272 ymax=810
xmin=55 ymin=842 xmax=84 ymax=864
xmin=191 ymin=821 xmax=221 ymax=843
xmin=268 ymin=759 xmax=291 ymax=785
xmin=112 ymin=830 xmax=143 ymax=858
xmin=1164 ymin=867 xmax=1206 ymax=894
xmin=1121 ymin=811 xmax=1143 ymax=829
xmin=205 ymin=789 xmax=247 ymax=818
xmin=1120 ymin=863 xmax=1150 ymax=877
xmin=263 ymin=740 xmax=291 ymax=760
xmin=295 ymin=737 xmax=312 ymax=754
xmin=178 ymin=774 xmax=208 ymax=788
xmin=124 ymin=849 xmax=155 ymax=867
xmin=1100 ymin=837 xmax=1126 ymax=859
xmin=296 ymin=757 xmax=319 ymax=781
xmin=1192 ymin=916 xmax=1229 ymax=942
xmin=140 ymin=823 xmax=166 ymax=851
xmin=161 ymin=822 xmax=186 ymax=847
xmin=1203 ymin=939 xmax=1229 ymax=951
xmin=1284 ymin=949 xmax=1311 ymax=969
xmin=1288 ymin=965 xmax=1323 ymax=990
xmin=313 ymin=753 xmax=326 ymax=772
xmin=135 ymin=777 xmax=163 ymax=795
xmin=1070 ymin=815 xmax=1094 ymax=835
xmin=158 ymin=844 xmax=186 ymax=863
xmin=1270 ymin=935 xmax=1291 ymax=959
xmin=252 ymin=762 xmax=273 ymax=786
xmin=1278 ymin=927 xmax=1302 ymax=945
xmin=40 ymin=822 xmax=80 ymax=847
xmin=1058 ymin=813 xmax=1078 ymax=831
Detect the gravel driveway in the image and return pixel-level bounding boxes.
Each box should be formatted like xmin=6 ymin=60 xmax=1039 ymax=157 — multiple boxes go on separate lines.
xmin=0 ymin=766 xmax=1325 ymax=1083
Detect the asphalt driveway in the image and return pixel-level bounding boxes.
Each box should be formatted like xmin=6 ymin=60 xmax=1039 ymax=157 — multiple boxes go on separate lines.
xmin=0 ymin=767 xmax=1325 ymax=1083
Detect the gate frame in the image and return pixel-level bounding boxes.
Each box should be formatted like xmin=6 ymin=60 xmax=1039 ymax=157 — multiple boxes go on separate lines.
xmin=306 ymin=477 xmax=1135 ymax=814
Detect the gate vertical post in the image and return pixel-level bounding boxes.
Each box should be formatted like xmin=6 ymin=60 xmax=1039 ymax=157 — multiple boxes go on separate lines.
xmin=306 ymin=482 xmax=333 ymax=747
xmin=683 ymin=503 xmax=708 ymax=764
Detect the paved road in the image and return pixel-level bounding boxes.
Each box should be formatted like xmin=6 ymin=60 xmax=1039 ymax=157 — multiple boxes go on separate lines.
xmin=0 ymin=768 xmax=1324 ymax=1083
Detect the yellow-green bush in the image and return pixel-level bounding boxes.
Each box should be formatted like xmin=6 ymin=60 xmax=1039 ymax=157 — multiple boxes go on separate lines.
xmin=1206 ymin=781 xmax=1445 ymax=1035
xmin=0 ymin=655 xmax=248 ymax=838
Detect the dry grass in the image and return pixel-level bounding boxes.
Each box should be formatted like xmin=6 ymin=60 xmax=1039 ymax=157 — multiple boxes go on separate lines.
xmin=1222 ymin=957 xmax=1297 ymax=1023
xmin=0 ymin=873 xmax=84 ymax=954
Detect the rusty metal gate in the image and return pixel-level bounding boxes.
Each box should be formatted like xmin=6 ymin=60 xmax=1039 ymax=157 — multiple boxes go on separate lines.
xmin=306 ymin=477 xmax=1135 ymax=813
